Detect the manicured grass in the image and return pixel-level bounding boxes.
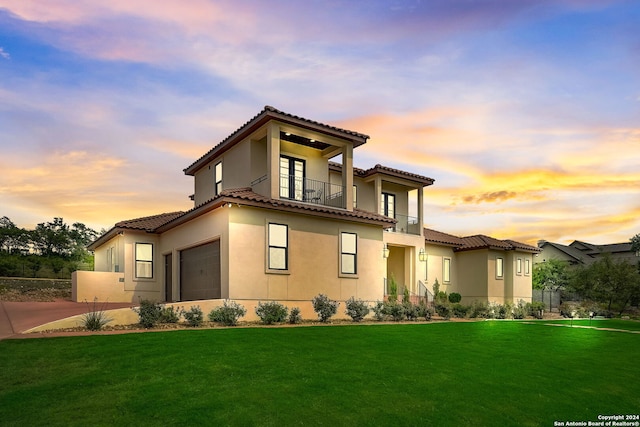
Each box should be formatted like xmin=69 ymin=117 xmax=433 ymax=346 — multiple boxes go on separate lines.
xmin=1 ymin=322 xmax=638 ymax=426
xmin=534 ymin=318 xmax=640 ymax=331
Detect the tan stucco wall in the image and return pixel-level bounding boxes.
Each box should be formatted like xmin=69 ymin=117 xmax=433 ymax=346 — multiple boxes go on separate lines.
xmin=455 ymin=250 xmax=489 ymax=303
xmin=73 ymin=271 xmax=161 ymax=303
xmin=511 ymin=252 xmax=533 ymax=303
xmin=425 ymin=244 xmax=459 ymax=295
xmin=536 ymin=245 xmax=578 ymax=264
xmin=227 ymin=206 xmax=385 ymax=302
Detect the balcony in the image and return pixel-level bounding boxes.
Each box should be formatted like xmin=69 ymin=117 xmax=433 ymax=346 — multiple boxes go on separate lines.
xmin=280 ymin=174 xmax=345 ymax=209
xmin=385 ymin=213 xmax=420 ymax=235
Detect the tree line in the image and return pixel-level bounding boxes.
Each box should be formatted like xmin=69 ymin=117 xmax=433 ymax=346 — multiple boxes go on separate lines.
xmin=0 ymin=216 xmax=101 ymax=279
xmin=533 ymin=234 xmax=640 ymax=315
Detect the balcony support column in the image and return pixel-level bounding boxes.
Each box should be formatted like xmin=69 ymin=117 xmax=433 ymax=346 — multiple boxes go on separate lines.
xmin=341 ymin=145 xmax=353 ymax=211
xmin=417 ymin=187 xmax=424 ymax=237
xmin=266 ymin=123 xmax=281 ymax=200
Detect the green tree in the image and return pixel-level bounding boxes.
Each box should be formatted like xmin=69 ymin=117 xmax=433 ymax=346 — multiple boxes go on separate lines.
xmin=532 ymin=258 xmax=570 ymax=291
xmin=631 ymin=234 xmax=640 ymax=273
xmin=571 ymin=254 xmax=640 ymax=314
xmin=32 ymin=218 xmax=72 ymax=257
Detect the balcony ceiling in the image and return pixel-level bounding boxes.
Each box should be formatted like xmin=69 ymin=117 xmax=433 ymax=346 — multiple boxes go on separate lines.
xmin=280 ymin=131 xmax=330 ymax=150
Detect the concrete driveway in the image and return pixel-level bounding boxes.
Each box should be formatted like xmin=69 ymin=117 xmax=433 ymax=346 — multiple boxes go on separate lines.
xmin=0 ymin=300 xmax=133 ymax=340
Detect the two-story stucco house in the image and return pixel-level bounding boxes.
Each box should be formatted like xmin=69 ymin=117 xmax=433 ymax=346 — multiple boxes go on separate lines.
xmin=75 ymin=106 xmax=434 ymax=309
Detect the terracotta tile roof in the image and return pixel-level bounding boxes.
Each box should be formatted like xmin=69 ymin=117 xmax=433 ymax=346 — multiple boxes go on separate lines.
xmin=184 ymin=106 xmax=369 ymax=176
xmin=424 ymin=229 xmax=541 ymax=253
xmin=115 ymin=212 xmax=185 ymax=231
xmin=329 ymin=162 xmax=434 ymax=186
xmin=424 ymin=228 xmax=464 ymax=246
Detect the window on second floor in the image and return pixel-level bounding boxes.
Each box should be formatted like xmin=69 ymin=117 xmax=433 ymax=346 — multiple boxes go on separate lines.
xmin=381 ymin=192 xmax=395 ymax=218
xmin=268 ymin=223 xmax=288 ymax=271
xmin=516 ymin=258 xmax=522 ymax=275
xmin=525 ymin=259 xmax=531 ymax=276
xmin=280 ymin=156 xmax=305 ymax=201
xmin=353 ymin=185 xmax=357 ymax=208
xmin=214 ymin=161 xmax=223 ymax=195
xmin=496 ymin=257 xmax=504 ymax=279
xmin=340 ymin=232 xmax=357 ymax=275
xmin=443 ymin=257 xmax=451 ymax=283
xmin=135 ymin=243 xmax=153 ymax=279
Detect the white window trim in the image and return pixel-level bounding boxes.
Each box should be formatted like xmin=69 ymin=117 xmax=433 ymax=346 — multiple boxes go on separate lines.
xmin=516 ymin=258 xmax=522 ymax=276
xmin=443 ymin=257 xmax=451 ymax=283
xmin=135 ymin=242 xmax=153 ymax=279
xmin=214 ymin=161 xmax=223 ymax=196
xmin=525 ymin=258 xmax=531 ymax=276
xmin=496 ymin=256 xmax=504 ymax=280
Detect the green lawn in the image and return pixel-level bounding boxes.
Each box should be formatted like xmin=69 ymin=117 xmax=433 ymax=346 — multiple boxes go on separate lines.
xmin=533 ymin=318 xmax=640 ymax=331
xmin=1 ymin=322 xmax=638 ymax=426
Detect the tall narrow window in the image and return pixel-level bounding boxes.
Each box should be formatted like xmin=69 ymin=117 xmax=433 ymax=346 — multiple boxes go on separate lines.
xmin=214 ymin=161 xmax=223 ymax=195
xmin=268 ymin=223 xmax=288 ymax=270
xmin=443 ymin=258 xmax=451 ymax=283
xmin=353 ymin=185 xmax=358 ymax=208
xmin=496 ymin=257 xmax=504 ymax=279
xmin=107 ymin=247 xmax=115 ymax=272
xmin=381 ymin=192 xmax=395 ymax=218
xmin=135 ymin=243 xmax=153 ymax=279
xmin=525 ymin=259 xmax=531 ymax=275
xmin=516 ymin=258 xmax=522 ymax=275
xmin=280 ymin=156 xmax=305 ymax=201
xmin=341 ymin=232 xmax=357 ymax=274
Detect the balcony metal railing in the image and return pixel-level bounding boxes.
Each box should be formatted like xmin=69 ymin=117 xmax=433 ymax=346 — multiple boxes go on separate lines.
xmin=280 ymin=174 xmax=345 ymax=209
xmin=385 ymin=213 xmax=420 ymax=235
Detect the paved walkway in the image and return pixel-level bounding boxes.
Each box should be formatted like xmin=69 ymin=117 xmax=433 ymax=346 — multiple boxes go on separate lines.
xmin=0 ymin=300 xmax=133 ymax=340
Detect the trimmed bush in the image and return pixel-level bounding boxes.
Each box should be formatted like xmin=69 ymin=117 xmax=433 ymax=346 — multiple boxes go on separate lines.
xmin=372 ymin=301 xmax=385 ymax=321
xmin=311 ymin=294 xmax=339 ymax=322
xmin=159 ymin=306 xmax=181 ymax=323
xmin=209 ymin=301 xmax=246 ymax=326
xmin=133 ymin=299 xmax=163 ymax=328
xmin=255 ymin=301 xmax=289 ymax=325
xmin=345 ymin=297 xmax=370 ymax=322
xmin=434 ymin=302 xmax=451 ymax=319
xmin=383 ymin=301 xmax=406 ymax=321
xmin=452 ymin=303 xmax=470 ymax=318
xmin=403 ymin=302 xmax=420 ymax=321
xmin=527 ymin=301 xmax=545 ymax=319
xmin=182 ymin=306 xmax=204 ymax=327
xmin=448 ymin=292 xmax=462 ymax=303
xmin=417 ymin=300 xmax=433 ymax=321
xmin=288 ymin=307 xmax=302 ymax=324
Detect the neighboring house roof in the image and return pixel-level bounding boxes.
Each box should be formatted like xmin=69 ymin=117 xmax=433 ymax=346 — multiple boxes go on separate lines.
xmin=184 ymin=106 xmax=370 ymax=176
xmin=330 ymin=162 xmax=435 ymax=186
xmin=424 ymin=228 xmax=541 ymax=253
xmin=89 ymin=188 xmax=396 ymax=250
xmin=539 ymin=241 xmax=587 ymax=263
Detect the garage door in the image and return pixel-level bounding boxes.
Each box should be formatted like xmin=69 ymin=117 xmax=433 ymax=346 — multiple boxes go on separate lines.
xmin=180 ymin=240 xmax=221 ymax=301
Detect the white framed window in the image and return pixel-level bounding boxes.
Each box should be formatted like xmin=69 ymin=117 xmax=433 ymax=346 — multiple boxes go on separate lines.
xmin=268 ymin=223 xmax=288 ymax=270
xmin=214 ymin=161 xmax=223 ymax=195
xmin=525 ymin=259 xmax=531 ymax=276
xmin=135 ymin=243 xmax=153 ymax=279
xmin=496 ymin=257 xmax=504 ymax=279
xmin=340 ymin=232 xmax=357 ymax=275
xmin=443 ymin=257 xmax=451 ymax=283
xmin=516 ymin=258 xmax=522 ymax=275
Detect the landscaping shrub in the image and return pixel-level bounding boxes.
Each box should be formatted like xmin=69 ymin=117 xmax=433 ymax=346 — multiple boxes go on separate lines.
xmin=388 ymin=275 xmax=398 ymax=302
xmin=159 ymin=306 xmax=181 ymax=323
xmin=383 ymin=301 xmax=406 ymax=321
xmin=372 ymin=301 xmax=385 ymax=321
xmin=209 ymin=301 xmax=246 ymax=326
xmin=344 ymin=297 xmax=370 ymax=322
xmin=402 ymin=287 xmax=411 ymax=304
xmin=403 ymin=302 xmax=420 ymax=321
xmin=448 ymin=292 xmax=462 ymax=303
xmin=255 ymin=301 xmax=288 ymax=325
xmin=81 ymin=298 xmax=112 ymax=331
xmin=311 ymin=294 xmax=339 ymax=322
xmin=451 ymin=303 xmax=469 ymax=318
xmin=288 ymin=307 xmax=302 ymax=324
xmin=469 ymin=301 xmax=489 ymax=318
xmin=527 ymin=301 xmax=546 ymax=319
xmin=182 ymin=306 xmax=204 ymax=327
xmin=434 ymin=302 xmax=451 ymax=319
xmin=133 ymin=299 xmax=163 ymax=328
xmin=512 ymin=302 xmax=527 ymax=319
xmin=417 ymin=300 xmax=433 ymax=321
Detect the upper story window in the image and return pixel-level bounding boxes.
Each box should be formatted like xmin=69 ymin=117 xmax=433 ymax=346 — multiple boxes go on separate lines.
xmin=443 ymin=257 xmax=451 ymax=283
xmin=496 ymin=257 xmax=504 ymax=279
xmin=525 ymin=259 xmax=531 ymax=276
xmin=268 ymin=223 xmax=288 ymax=271
xmin=280 ymin=156 xmax=305 ymax=201
xmin=340 ymin=232 xmax=357 ymax=275
xmin=353 ymin=185 xmax=357 ymax=208
xmin=214 ymin=161 xmax=223 ymax=195
xmin=381 ymin=192 xmax=395 ymax=218
xmin=516 ymin=258 xmax=522 ymax=275
xmin=135 ymin=243 xmax=153 ymax=279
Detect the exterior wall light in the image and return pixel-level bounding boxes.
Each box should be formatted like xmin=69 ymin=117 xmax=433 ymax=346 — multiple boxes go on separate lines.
xmin=419 ymin=248 xmax=427 ymax=262
xmin=383 ymin=243 xmax=390 ymax=259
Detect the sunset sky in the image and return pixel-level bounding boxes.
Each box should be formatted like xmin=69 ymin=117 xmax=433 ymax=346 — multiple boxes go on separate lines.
xmin=0 ymin=0 xmax=638 ymax=245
